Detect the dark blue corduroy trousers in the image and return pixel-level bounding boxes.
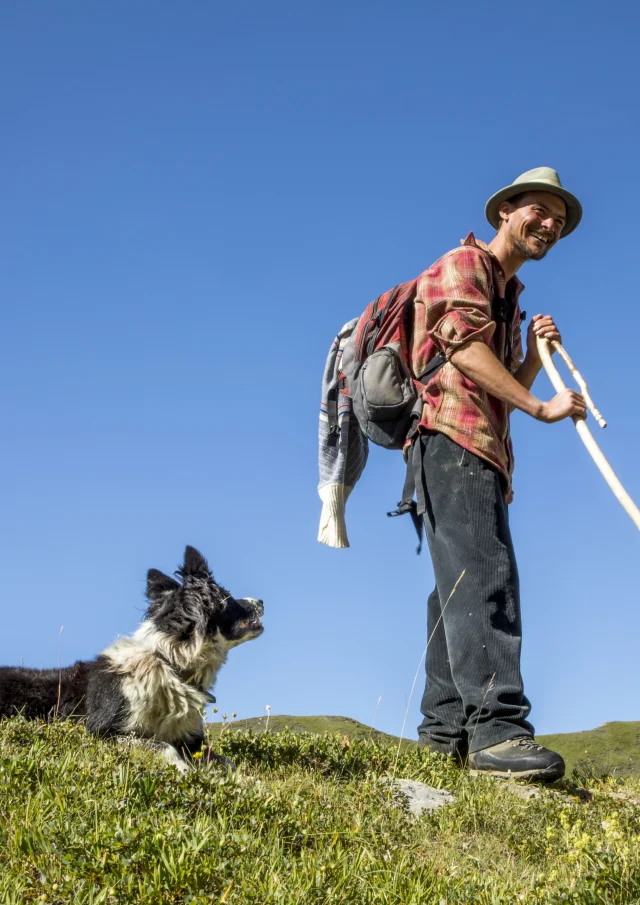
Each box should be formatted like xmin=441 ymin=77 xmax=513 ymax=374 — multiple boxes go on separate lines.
xmin=411 ymin=431 xmax=534 ymax=755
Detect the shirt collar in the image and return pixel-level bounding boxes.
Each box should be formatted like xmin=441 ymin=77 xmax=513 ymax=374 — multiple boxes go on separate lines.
xmin=461 ymin=231 xmax=525 ymax=299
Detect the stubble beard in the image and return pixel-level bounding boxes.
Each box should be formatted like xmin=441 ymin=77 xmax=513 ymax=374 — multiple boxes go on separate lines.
xmin=512 ymin=234 xmax=551 ymax=262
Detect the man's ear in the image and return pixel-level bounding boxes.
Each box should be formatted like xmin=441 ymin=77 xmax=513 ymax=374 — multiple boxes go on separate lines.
xmin=498 ymin=200 xmax=512 ymax=227
xmin=147 ymin=568 xmax=181 ymax=601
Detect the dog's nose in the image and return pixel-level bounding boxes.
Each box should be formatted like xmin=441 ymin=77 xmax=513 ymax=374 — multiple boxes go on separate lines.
xmin=242 ymin=597 xmax=264 ymax=616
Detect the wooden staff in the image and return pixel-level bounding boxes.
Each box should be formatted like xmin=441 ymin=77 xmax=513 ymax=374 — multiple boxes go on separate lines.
xmin=536 ymin=336 xmax=640 ymax=532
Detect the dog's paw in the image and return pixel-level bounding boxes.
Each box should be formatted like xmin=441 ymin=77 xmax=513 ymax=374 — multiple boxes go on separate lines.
xmin=201 ymin=749 xmax=236 ymax=773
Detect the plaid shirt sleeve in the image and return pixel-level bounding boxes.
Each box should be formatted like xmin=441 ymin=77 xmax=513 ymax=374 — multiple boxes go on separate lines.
xmin=421 ymin=246 xmax=497 ymax=360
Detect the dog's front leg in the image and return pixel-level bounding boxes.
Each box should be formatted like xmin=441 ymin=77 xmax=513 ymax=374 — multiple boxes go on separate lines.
xmin=202 ymin=748 xmax=236 ymax=772
xmin=155 ymin=742 xmax=192 ymax=773
xmin=180 ymin=737 xmax=236 ymax=773
xmin=116 ymin=735 xmax=192 ymax=774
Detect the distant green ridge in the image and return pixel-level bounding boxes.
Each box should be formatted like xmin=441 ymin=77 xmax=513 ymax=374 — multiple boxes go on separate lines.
xmin=538 ymin=721 xmax=640 ymax=780
xmin=209 ymin=715 xmax=640 ymax=778
xmin=209 ymin=715 xmax=402 ymax=744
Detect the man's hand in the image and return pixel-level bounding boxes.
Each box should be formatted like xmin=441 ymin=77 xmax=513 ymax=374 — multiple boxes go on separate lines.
xmin=526 ymin=314 xmax=562 ymax=366
xmin=522 ymin=315 xmax=587 ymax=421
xmin=450 ymin=339 xmax=587 ymax=423
xmin=537 ymin=388 xmax=587 ymax=423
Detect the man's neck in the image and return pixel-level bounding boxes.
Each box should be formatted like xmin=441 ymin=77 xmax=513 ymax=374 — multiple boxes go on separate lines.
xmin=486 ymin=230 xmax=526 ymax=282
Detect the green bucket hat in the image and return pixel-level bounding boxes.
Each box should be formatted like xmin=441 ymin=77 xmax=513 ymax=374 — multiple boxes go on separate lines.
xmin=485 ymin=167 xmax=582 ymax=238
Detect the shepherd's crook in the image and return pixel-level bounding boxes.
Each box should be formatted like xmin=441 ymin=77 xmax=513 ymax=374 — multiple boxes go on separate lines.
xmin=536 ymin=336 xmax=640 ymax=532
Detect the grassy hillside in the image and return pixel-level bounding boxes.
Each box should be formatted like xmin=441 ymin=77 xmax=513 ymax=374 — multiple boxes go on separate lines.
xmin=538 ymin=722 xmax=640 ymax=781
xmin=208 ymin=715 xmax=403 ymax=745
xmin=209 ymin=714 xmax=640 ymax=780
xmin=3 ymin=716 xmax=638 ymax=903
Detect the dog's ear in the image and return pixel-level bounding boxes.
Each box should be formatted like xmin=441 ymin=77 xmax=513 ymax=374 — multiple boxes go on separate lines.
xmin=147 ymin=568 xmax=181 ymax=601
xmin=180 ymin=546 xmax=211 ymax=578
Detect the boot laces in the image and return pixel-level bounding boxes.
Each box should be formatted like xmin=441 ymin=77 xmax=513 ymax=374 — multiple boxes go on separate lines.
xmin=510 ymin=737 xmax=543 ymax=752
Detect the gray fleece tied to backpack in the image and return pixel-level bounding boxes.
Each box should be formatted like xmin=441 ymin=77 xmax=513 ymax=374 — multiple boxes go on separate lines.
xmin=317 ymin=319 xmax=368 ymax=548
xmin=317 ymin=278 xmax=446 ymax=549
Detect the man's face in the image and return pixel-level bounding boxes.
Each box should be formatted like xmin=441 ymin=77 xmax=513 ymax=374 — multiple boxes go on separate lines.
xmin=500 ymin=191 xmax=567 ymax=261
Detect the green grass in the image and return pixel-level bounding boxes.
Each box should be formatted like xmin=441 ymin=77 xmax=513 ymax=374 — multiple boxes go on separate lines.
xmin=2 ymin=717 xmax=640 ymax=903
xmin=538 ymin=722 xmax=640 ymax=782
xmin=208 ymin=715 xmax=404 ymax=746
xmin=210 ymin=715 xmax=640 ymax=780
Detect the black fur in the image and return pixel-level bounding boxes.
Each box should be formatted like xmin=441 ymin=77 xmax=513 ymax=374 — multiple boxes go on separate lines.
xmin=84 ymin=655 xmax=129 ymax=737
xmin=0 ymin=546 xmax=264 ymax=772
xmin=0 ymin=661 xmax=92 ymax=720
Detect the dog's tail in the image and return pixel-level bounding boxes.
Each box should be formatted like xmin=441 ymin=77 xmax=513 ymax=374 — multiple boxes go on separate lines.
xmin=0 ymin=660 xmax=91 ymax=721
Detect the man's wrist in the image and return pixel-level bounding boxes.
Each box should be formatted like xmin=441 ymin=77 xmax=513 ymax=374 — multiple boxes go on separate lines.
xmin=531 ymin=398 xmax=545 ymax=420
xmin=519 ymin=392 xmax=544 ymax=419
xmin=523 ymin=348 xmax=543 ymax=371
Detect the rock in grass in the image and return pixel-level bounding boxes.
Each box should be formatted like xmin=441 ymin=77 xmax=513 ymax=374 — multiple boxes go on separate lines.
xmin=389 ymin=778 xmax=454 ymax=815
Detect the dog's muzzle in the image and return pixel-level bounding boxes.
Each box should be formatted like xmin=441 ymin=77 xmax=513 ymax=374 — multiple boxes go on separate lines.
xmin=237 ymin=598 xmax=264 ymax=634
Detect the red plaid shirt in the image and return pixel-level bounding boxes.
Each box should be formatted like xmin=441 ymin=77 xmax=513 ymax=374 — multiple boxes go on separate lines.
xmin=409 ymin=233 xmax=525 ymax=499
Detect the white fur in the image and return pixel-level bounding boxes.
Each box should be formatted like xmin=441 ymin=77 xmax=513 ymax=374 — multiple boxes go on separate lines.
xmin=102 ymin=621 xmax=233 ymax=744
xmin=116 ymin=735 xmax=191 ymax=772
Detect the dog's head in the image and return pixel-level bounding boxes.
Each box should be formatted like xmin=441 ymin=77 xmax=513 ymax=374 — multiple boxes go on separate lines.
xmin=145 ymin=546 xmax=264 ymax=648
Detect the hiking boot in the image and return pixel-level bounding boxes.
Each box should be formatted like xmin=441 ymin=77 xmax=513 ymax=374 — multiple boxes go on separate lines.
xmin=468 ymin=737 xmax=565 ymax=782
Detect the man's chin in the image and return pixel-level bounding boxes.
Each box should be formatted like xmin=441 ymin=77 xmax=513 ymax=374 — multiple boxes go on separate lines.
xmin=528 ymin=246 xmax=549 ymax=261
xmin=515 ymin=238 xmax=550 ymax=261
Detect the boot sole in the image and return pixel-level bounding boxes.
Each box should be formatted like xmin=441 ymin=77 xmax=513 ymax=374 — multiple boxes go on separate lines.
xmin=469 ymin=764 xmax=564 ymax=783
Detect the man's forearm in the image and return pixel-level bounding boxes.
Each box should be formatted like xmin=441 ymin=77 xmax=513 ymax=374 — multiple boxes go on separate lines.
xmin=512 ymin=354 xmax=543 ymax=392
xmin=449 ymin=340 xmax=543 ymax=418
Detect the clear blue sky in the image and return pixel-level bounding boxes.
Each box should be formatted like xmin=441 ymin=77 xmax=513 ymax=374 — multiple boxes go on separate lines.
xmin=2 ymin=2 xmax=638 ymax=740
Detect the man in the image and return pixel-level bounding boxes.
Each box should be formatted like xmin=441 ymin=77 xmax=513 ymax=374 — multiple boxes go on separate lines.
xmin=411 ymin=167 xmax=586 ymax=781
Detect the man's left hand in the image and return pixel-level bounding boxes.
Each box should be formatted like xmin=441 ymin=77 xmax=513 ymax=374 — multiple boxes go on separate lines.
xmin=526 ymin=314 xmax=562 ymax=366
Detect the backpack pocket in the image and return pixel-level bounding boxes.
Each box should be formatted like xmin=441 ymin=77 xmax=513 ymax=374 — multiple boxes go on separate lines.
xmin=352 ymin=343 xmax=417 ymax=449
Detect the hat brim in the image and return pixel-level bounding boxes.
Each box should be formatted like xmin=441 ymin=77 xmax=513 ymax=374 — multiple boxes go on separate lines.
xmin=485 ymin=182 xmax=582 ymax=238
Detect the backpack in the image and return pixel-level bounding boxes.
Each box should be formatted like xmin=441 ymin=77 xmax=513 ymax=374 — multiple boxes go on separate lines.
xmin=319 ymin=279 xmax=446 ymax=552
xmin=318 ymin=241 xmax=524 ymax=552
xmin=326 ymin=280 xmax=445 ymax=451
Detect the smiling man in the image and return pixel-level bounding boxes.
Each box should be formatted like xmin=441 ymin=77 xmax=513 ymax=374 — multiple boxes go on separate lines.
xmin=411 ymin=167 xmax=585 ymax=781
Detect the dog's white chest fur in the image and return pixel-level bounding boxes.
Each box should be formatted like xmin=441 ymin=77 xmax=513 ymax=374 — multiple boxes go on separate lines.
xmin=102 ymin=622 xmax=228 ymax=743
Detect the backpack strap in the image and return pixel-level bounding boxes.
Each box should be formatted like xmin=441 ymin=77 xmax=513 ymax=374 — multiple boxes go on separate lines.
xmin=383 ymin=305 xmax=446 ymax=554
xmin=387 ymin=462 xmax=424 ymax=554
xmin=354 ymin=285 xmax=402 ymax=360
xmin=322 ymin=320 xmax=358 ymax=446
xmin=491 ymin=284 xmax=517 ymax=371
xmin=326 ymin=383 xmax=340 ymax=447
xmin=416 ymin=350 xmax=446 ymax=385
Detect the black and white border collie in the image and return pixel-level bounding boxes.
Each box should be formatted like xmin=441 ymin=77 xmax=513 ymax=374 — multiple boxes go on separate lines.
xmin=0 ymin=546 xmax=264 ymax=771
